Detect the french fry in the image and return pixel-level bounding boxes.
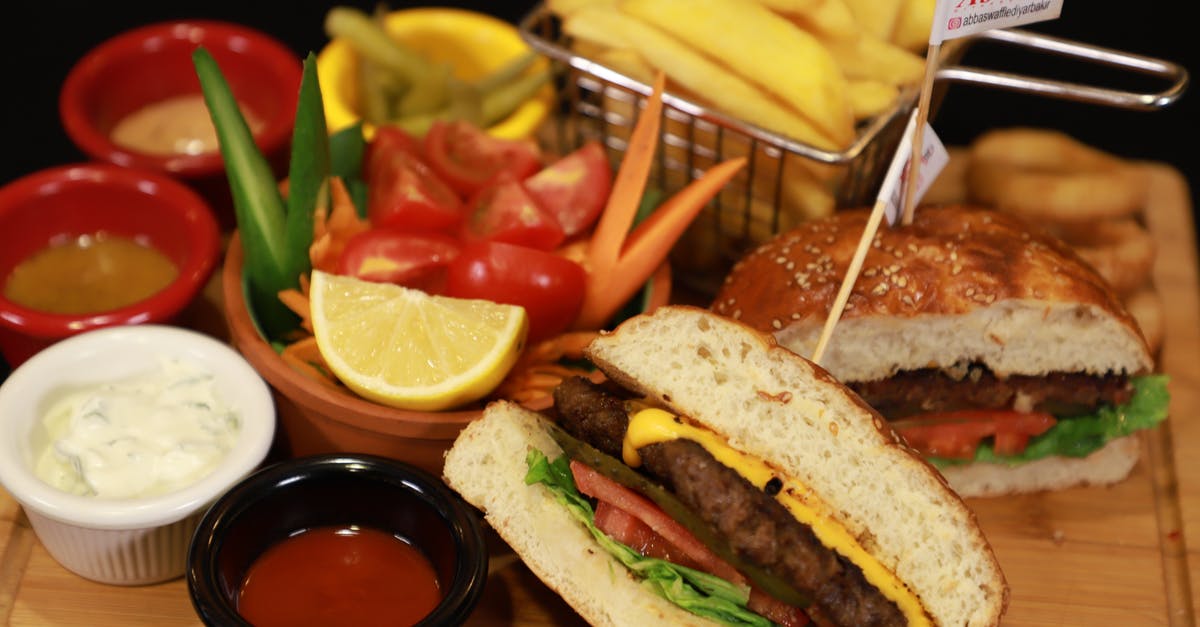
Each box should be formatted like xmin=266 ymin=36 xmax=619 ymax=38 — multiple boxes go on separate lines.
xmin=621 ymin=0 xmax=855 ymax=148
xmin=841 ymin=0 xmax=905 ymax=42
xmin=561 ymin=5 xmax=635 ymax=49
xmin=846 ymin=78 xmax=901 ymax=120
xmin=586 ymin=45 xmax=658 ymax=85
xmin=568 ymin=37 xmax=655 ymax=84
xmin=890 ymin=0 xmax=936 ymax=52
xmin=568 ymin=4 xmax=843 ymax=150
xmin=752 ymin=0 xmax=860 ymax=43
xmin=817 ymin=29 xmax=926 ymax=85
xmin=782 ymin=160 xmax=839 ymax=220
xmin=546 ymin=0 xmax=616 ymax=17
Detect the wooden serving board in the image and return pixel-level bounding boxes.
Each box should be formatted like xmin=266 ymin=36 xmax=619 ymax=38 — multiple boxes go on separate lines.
xmin=1 ymin=163 xmax=1196 ymax=626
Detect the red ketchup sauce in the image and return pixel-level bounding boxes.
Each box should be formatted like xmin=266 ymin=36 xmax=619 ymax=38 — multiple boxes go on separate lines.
xmin=237 ymin=525 xmax=442 ymax=627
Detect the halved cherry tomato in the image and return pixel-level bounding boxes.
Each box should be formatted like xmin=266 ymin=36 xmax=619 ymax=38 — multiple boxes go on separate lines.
xmin=462 ymin=178 xmax=565 ymax=251
xmin=366 ymin=149 xmax=464 ymax=234
xmin=523 ymin=140 xmax=613 ymax=237
xmin=443 ymin=240 xmax=586 ymax=343
xmin=335 ymin=228 xmax=461 ymax=293
xmin=365 ymin=125 xmax=424 ymax=174
xmin=423 ymin=119 xmax=543 ymax=198
xmin=892 ymin=410 xmax=1057 ymax=459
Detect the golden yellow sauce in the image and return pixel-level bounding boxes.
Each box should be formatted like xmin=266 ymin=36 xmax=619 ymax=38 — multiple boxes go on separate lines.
xmin=109 ymin=94 xmax=265 ymax=156
xmin=3 ymin=234 xmax=179 ymax=314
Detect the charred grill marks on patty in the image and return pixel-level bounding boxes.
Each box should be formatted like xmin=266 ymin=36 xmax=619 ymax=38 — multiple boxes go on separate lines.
xmin=553 ymin=377 xmax=906 ymax=627
xmin=849 ymin=364 xmax=1133 ymax=419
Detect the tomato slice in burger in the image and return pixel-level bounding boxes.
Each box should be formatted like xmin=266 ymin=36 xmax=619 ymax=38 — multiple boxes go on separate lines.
xmin=523 ymin=140 xmax=613 ymax=237
xmin=335 ymin=228 xmax=460 ymax=293
xmin=462 ymin=178 xmax=565 ymax=251
xmin=572 ymin=461 xmax=810 ymax=627
xmin=366 ymin=148 xmax=464 ymax=234
xmin=443 ymin=240 xmax=586 ymax=343
xmin=423 ymin=119 xmax=543 ymax=197
xmin=891 ymin=410 xmax=1057 ymax=459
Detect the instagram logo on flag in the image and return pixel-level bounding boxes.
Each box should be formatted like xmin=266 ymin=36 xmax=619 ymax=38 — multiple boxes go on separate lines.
xmin=947 ymin=16 xmax=962 ymax=30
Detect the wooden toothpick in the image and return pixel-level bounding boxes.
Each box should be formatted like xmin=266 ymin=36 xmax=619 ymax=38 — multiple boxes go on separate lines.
xmin=810 ymin=198 xmax=887 ymax=365
xmin=901 ymin=42 xmax=941 ymax=226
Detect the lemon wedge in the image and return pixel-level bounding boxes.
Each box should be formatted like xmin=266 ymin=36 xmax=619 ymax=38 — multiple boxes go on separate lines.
xmin=309 ymin=270 xmax=529 ymax=411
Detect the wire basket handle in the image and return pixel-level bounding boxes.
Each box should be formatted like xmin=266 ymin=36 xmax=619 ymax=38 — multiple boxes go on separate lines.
xmin=936 ymin=28 xmax=1188 ymax=110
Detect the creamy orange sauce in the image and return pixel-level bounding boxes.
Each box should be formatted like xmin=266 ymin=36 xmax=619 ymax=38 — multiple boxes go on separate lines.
xmin=109 ymin=94 xmax=265 ymax=156
xmin=3 ymin=233 xmax=179 ymax=314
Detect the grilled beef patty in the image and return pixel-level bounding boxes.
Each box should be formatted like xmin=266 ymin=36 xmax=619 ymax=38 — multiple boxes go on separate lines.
xmin=553 ymin=377 xmax=906 ymax=627
xmin=849 ymin=365 xmax=1133 ymax=419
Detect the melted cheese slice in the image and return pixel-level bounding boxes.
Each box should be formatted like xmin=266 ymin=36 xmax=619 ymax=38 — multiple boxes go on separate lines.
xmin=623 ymin=408 xmax=931 ymax=626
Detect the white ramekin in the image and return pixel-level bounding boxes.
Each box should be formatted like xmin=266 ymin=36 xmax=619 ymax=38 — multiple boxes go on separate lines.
xmin=0 ymin=324 xmax=275 ymax=585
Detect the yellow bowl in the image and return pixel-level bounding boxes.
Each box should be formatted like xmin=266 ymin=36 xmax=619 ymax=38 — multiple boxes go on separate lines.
xmin=317 ymin=7 xmax=555 ymax=141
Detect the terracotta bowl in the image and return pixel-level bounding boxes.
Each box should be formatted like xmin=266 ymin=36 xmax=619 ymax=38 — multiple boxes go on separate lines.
xmin=220 ymin=233 xmax=671 ymax=475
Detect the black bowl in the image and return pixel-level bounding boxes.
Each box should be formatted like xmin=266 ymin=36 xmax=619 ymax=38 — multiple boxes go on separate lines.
xmin=186 ymin=453 xmax=488 ymax=626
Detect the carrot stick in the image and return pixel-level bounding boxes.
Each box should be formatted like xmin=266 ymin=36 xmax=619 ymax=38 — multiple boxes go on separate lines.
xmin=278 ymin=288 xmax=311 ymax=321
xmin=574 ymin=156 xmax=747 ymax=330
xmin=587 ymin=72 xmax=666 ymax=281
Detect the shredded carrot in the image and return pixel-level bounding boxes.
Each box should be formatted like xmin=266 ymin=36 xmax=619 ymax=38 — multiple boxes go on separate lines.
xmin=278 ymin=288 xmax=312 ymax=331
xmin=493 ymin=330 xmax=602 ymax=410
xmin=310 ymin=176 xmax=371 ymax=273
xmin=587 ymin=71 xmax=666 ymax=281
xmin=520 ymin=330 xmax=600 ymax=364
xmin=280 ymin=337 xmax=342 ymax=391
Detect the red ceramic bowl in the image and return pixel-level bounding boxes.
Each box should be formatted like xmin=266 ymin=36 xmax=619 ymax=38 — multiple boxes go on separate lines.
xmin=59 ymin=20 xmax=302 ymax=229
xmin=0 ymin=163 xmax=221 ymax=368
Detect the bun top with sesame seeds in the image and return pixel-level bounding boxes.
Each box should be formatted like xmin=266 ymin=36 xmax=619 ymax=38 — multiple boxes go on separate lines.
xmin=711 ymin=204 xmax=1152 ymax=382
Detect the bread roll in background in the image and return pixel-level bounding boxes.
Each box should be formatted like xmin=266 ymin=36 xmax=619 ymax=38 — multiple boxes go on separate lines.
xmin=711 ymin=204 xmax=1165 ymax=497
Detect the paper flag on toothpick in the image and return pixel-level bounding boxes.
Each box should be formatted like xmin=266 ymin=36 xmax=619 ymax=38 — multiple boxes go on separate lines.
xmin=930 ymin=0 xmax=1064 ymax=44
xmin=879 ymin=110 xmax=949 ymax=226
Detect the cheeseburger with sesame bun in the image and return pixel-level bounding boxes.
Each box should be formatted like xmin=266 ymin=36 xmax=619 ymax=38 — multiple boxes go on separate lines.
xmin=711 ymin=204 xmax=1170 ymax=498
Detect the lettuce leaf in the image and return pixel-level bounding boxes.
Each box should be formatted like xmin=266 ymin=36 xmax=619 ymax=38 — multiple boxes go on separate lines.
xmin=524 ymin=450 xmax=773 ymax=627
xmin=933 ymin=375 xmax=1170 ymax=468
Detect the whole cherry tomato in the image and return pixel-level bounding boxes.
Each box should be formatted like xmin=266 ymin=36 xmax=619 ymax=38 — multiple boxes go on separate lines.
xmin=444 ymin=240 xmax=586 ymax=343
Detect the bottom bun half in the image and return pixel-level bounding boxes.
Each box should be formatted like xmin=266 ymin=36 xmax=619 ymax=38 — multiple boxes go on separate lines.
xmin=443 ymin=400 xmax=718 ymax=627
xmin=939 ymin=435 xmax=1141 ymax=499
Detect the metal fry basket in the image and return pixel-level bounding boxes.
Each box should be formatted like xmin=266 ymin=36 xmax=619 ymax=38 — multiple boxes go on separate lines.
xmin=517 ymin=4 xmax=1188 ymax=294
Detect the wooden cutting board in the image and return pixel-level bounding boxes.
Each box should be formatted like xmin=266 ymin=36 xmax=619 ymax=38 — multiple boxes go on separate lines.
xmin=1 ymin=163 xmax=1196 ymax=626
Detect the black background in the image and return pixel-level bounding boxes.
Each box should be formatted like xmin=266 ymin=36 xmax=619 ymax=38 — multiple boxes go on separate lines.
xmin=2 ymin=2 xmax=1196 ymax=250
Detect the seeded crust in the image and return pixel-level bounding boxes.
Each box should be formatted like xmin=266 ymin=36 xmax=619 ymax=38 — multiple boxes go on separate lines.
xmin=711 ymin=204 xmax=1153 ymax=382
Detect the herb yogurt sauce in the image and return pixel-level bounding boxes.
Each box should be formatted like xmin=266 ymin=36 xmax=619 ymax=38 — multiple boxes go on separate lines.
xmin=34 ymin=358 xmax=241 ymax=499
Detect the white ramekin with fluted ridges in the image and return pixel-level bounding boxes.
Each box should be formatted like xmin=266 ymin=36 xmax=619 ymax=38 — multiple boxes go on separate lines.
xmin=0 ymin=324 xmax=275 ymax=585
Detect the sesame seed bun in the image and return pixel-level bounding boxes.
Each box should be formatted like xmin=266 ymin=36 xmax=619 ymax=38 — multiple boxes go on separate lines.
xmin=711 ymin=204 xmax=1153 ymax=382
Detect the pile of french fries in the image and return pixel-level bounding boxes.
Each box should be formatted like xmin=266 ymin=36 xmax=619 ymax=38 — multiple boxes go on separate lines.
xmin=552 ymin=0 xmax=932 ymax=146
xmin=546 ymin=0 xmax=934 ymax=279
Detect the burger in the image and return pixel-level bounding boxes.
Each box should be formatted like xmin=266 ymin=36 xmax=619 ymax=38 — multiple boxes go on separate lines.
xmin=444 ymin=305 xmax=1008 ymax=626
xmin=711 ymin=204 xmax=1170 ymax=497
